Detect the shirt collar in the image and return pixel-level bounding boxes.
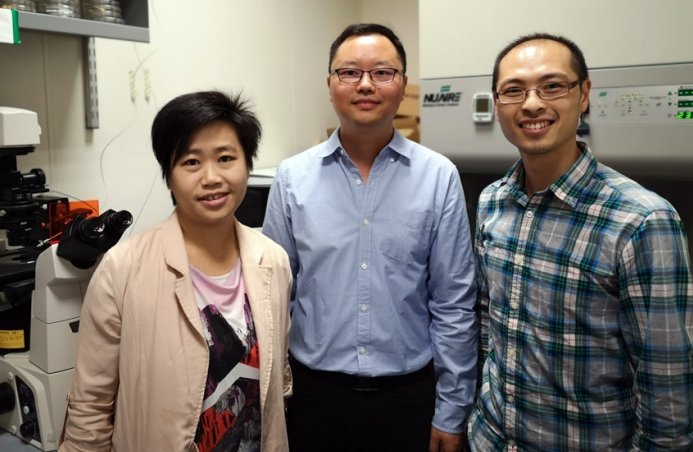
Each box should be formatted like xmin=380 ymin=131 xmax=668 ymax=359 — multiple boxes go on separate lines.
xmin=317 ymin=128 xmax=413 ymax=160
xmin=549 ymin=142 xmax=598 ymax=208
xmin=497 ymin=159 xmax=527 ymax=205
xmin=316 ymin=129 xmax=343 ymax=158
xmin=500 ymin=142 xmax=598 ymax=209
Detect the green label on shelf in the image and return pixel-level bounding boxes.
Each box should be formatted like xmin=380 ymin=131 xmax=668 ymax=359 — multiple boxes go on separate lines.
xmin=0 ymin=8 xmax=21 ymax=45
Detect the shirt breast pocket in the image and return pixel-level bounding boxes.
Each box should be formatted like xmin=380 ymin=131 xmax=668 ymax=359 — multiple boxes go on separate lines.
xmin=381 ymin=213 xmax=433 ymax=264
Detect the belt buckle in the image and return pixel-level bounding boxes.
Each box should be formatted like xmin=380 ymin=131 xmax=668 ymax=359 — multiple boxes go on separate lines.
xmin=352 ymin=376 xmax=379 ymax=392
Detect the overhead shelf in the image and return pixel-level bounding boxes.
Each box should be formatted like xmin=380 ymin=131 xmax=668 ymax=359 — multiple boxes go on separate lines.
xmin=18 ymin=11 xmax=149 ymax=42
xmin=9 ymin=1 xmax=150 ymax=128
xmin=14 ymin=0 xmax=149 ymax=43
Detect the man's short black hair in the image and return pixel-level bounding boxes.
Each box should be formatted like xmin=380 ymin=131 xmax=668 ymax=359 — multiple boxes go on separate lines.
xmin=491 ymin=33 xmax=589 ymax=92
xmin=328 ymin=23 xmax=407 ymax=74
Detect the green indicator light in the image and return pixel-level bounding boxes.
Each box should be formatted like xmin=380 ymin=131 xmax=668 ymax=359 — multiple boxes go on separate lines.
xmin=679 ymin=88 xmax=693 ymax=96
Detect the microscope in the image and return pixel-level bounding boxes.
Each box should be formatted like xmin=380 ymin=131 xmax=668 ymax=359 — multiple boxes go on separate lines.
xmin=0 ymin=107 xmax=132 ymax=451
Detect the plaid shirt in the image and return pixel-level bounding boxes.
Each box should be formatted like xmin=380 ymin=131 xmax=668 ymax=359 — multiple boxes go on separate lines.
xmin=469 ymin=144 xmax=693 ymax=451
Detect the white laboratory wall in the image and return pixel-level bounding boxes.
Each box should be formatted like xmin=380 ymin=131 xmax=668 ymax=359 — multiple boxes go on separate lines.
xmin=0 ymin=0 xmax=361 ymax=233
xmin=421 ymin=0 xmax=693 ymax=78
xmin=360 ymin=0 xmax=419 ymax=83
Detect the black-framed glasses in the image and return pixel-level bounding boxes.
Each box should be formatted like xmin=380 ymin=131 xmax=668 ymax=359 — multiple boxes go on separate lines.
xmin=495 ymin=80 xmax=581 ymax=104
xmin=331 ymin=68 xmax=403 ymax=84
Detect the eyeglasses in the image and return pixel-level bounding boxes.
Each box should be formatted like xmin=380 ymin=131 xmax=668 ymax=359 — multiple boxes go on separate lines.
xmin=495 ymin=80 xmax=581 ymax=104
xmin=331 ymin=68 xmax=403 ymax=84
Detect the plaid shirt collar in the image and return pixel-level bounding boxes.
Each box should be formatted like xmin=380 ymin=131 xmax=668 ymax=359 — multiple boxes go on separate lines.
xmin=499 ymin=141 xmax=598 ymax=209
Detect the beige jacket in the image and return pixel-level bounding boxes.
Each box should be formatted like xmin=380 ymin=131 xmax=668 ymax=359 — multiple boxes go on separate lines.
xmin=60 ymin=213 xmax=292 ymax=452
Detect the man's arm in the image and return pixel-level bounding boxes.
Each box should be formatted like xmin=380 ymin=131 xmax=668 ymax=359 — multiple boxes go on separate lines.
xmin=262 ymin=166 xmax=299 ymax=295
xmin=427 ymin=169 xmax=478 ymax=438
xmin=619 ymin=210 xmax=693 ymax=449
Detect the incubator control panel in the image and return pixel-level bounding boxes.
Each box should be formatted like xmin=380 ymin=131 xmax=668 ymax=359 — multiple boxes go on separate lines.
xmin=589 ymin=84 xmax=693 ymax=124
xmin=421 ymin=63 xmax=693 ymax=178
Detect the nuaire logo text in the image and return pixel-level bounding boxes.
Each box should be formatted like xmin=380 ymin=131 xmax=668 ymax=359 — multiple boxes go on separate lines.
xmin=423 ymin=85 xmax=462 ymax=107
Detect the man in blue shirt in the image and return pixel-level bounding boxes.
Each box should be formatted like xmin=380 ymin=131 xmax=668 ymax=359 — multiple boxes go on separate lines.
xmin=469 ymin=33 xmax=693 ymax=450
xmin=263 ymin=23 xmax=477 ymax=452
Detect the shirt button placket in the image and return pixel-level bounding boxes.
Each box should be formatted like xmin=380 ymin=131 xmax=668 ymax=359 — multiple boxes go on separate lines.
xmin=354 ymin=160 xmax=372 ymax=373
xmin=505 ymin=205 xmax=537 ymax=440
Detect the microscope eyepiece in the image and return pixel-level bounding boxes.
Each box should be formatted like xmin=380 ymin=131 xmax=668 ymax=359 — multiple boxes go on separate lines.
xmin=76 ymin=217 xmax=105 ymax=240
xmin=103 ymin=210 xmax=133 ymax=234
xmin=57 ymin=209 xmax=133 ymax=269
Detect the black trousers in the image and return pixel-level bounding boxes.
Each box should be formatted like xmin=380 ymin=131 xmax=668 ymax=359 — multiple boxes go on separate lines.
xmin=287 ymin=358 xmax=436 ymax=452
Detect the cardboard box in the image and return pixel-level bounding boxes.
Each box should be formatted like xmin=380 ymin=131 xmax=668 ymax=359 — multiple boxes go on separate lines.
xmin=396 ymin=84 xmax=420 ymax=142
xmin=397 ymin=84 xmax=420 ymax=118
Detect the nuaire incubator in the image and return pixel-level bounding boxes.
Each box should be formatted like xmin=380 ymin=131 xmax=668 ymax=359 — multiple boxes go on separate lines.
xmin=420 ymin=62 xmax=693 ymax=256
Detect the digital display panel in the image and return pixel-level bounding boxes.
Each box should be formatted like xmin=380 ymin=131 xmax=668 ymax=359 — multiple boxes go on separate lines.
xmin=679 ymin=88 xmax=693 ymax=96
xmin=676 ymin=111 xmax=693 ymax=120
xmin=475 ymin=97 xmax=490 ymax=112
xmin=678 ymin=100 xmax=693 ymax=108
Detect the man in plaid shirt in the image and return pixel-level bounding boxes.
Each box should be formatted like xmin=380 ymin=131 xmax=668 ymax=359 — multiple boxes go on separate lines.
xmin=468 ymin=33 xmax=693 ymax=451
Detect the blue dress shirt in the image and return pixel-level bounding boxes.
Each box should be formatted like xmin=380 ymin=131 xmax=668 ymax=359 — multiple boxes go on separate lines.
xmin=262 ymin=129 xmax=477 ymax=433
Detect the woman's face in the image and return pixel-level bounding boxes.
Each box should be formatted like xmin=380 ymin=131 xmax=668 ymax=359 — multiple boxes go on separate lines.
xmin=168 ymin=121 xmax=249 ymax=230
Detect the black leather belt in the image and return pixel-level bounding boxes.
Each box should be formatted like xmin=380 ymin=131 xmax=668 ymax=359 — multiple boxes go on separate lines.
xmin=290 ymin=357 xmax=434 ymax=392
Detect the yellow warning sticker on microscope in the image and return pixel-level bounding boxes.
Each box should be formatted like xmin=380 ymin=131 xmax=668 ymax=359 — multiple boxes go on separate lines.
xmin=0 ymin=330 xmax=25 ymax=349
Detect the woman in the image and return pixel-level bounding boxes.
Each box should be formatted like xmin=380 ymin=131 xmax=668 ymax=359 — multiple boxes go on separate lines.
xmin=60 ymin=91 xmax=292 ymax=451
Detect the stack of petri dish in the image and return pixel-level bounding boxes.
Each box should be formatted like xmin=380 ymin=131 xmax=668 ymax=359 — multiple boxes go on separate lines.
xmin=82 ymin=0 xmax=123 ymax=23
xmin=36 ymin=0 xmax=81 ymax=18
xmin=0 ymin=0 xmax=37 ymax=12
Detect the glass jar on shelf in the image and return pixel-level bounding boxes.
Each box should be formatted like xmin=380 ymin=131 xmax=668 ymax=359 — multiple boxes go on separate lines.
xmin=82 ymin=0 xmax=123 ymax=23
xmin=0 ymin=0 xmax=37 ymax=12
xmin=36 ymin=0 xmax=81 ymax=18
